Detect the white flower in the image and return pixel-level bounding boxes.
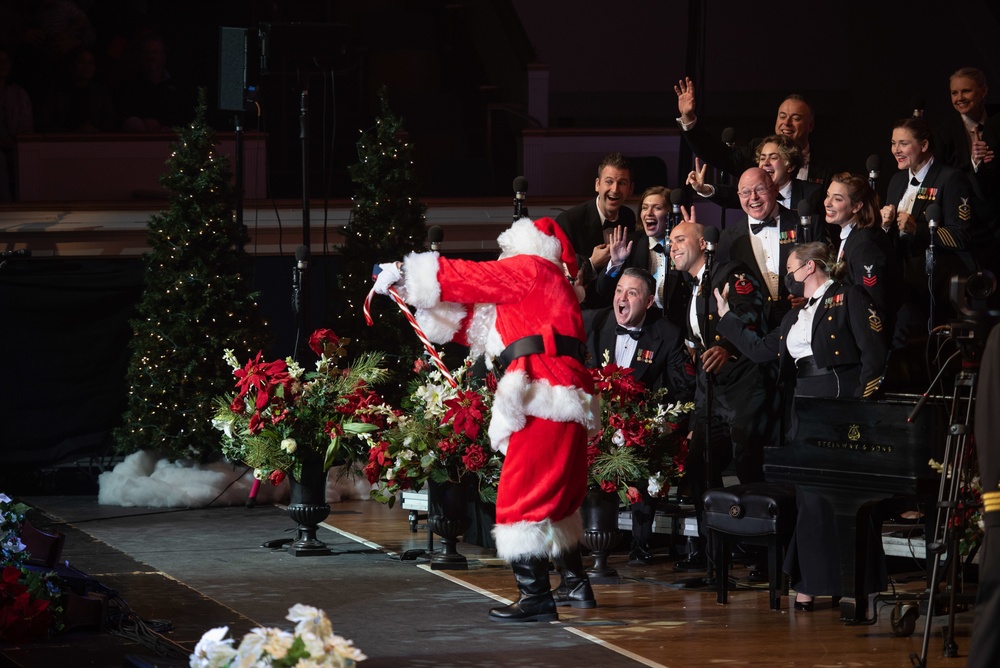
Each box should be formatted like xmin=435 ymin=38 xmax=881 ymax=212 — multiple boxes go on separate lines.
xmin=287 ymin=603 xmax=333 ymax=639
xmin=253 ymin=468 xmax=266 ymax=481
xmin=611 ymin=429 xmax=626 ymax=447
xmin=258 ymin=627 xmax=295 ymax=660
xmin=0 ymin=493 xmax=11 ymax=504
xmin=190 ymin=626 xmax=237 ymax=668
xmin=285 ymin=358 xmax=305 ymax=379
xmin=222 ymin=349 xmax=241 ymax=371
xmin=647 ymin=472 xmax=667 ymax=498
xmin=280 ymin=438 xmax=298 ymax=454
xmin=211 ymin=418 xmax=234 ymax=438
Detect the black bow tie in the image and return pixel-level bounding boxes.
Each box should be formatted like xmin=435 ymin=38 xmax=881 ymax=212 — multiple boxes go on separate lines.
xmin=750 ymin=218 xmax=777 ymax=234
xmin=615 ymin=325 xmax=642 ymax=340
xmin=910 ymin=176 xmax=920 ymax=187
xmin=807 ymin=295 xmax=820 ymax=307
xmin=602 ymin=218 xmax=620 ymax=230
xmin=652 ymin=243 xmax=665 ymax=254
xmin=776 ymin=193 xmax=786 ymax=201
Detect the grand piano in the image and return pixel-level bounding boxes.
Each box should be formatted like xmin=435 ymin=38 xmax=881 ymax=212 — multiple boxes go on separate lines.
xmin=763 ymin=394 xmax=943 ymax=623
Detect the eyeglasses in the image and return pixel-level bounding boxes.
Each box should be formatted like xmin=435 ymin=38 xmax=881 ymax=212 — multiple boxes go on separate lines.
xmin=787 ymin=262 xmax=808 ymax=276
xmin=737 ymin=185 xmax=772 ymax=199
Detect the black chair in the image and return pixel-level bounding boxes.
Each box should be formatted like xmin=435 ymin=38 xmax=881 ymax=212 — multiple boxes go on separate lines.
xmin=702 ymin=482 xmax=797 ymax=610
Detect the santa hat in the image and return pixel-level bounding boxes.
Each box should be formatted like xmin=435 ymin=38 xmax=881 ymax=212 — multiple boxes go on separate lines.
xmin=496 ymin=216 xmax=578 ymax=278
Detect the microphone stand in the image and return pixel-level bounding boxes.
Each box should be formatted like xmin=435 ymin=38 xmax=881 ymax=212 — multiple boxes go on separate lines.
xmin=926 ymin=220 xmax=936 ymax=335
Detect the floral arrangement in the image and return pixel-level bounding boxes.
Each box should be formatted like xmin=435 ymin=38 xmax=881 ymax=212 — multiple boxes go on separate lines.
xmin=190 ymin=603 xmax=365 ymax=667
xmin=365 ymin=356 xmax=502 ymax=507
xmin=212 ymin=329 xmax=397 ymax=484
xmin=929 ymin=457 xmax=984 ymax=557
xmin=588 ymin=357 xmax=695 ymax=505
xmin=0 ymin=494 xmax=64 ymax=642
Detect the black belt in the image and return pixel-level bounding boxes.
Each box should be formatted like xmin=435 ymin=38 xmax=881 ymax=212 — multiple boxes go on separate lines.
xmin=498 ymin=334 xmax=587 ymax=370
xmin=794 ymin=356 xmax=832 ymax=378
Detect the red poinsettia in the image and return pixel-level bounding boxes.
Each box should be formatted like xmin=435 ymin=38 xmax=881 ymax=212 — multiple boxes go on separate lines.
xmin=308 ymin=328 xmax=342 ymax=357
xmin=441 ymin=389 xmax=486 ymax=440
xmin=591 ymin=364 xmax=645 ymax=403
xmin=0 ymin=566 xmax=52 ymax=642
xmin=233 ymin=351 xmax=292 ymax=411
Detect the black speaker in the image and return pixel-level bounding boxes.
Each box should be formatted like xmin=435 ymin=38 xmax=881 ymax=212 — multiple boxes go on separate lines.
xmin=218 ymin=26 xmax=247 ymax=112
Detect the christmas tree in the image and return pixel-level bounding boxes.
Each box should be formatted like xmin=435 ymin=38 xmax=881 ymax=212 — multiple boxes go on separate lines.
xmin=114 ymin=92 xmax=266 ymax=462
xmin=336 ymin=91 xmax=428 ymax=397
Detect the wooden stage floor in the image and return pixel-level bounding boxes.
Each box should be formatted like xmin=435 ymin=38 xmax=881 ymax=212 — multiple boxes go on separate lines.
xmin=326 ymin=499 xmax=974 ymax=668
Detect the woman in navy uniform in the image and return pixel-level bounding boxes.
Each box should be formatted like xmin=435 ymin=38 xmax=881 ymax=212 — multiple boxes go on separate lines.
xmin=714 ymin=242 xmax=889 ymax=609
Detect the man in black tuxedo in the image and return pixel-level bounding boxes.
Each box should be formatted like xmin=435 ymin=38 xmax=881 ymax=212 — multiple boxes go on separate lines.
xmin=596 ymin=186 xmax=688 ymax=325
xmin=556 ymin=152 xmax=636 ymax=307
xmin=668 ymin=218 xmax=776 ymax=569
xmin=717 ymin=167 xmax=819 ymax=331
xmin=686 ymin=136 xmax=824 ymax=220
xmin=583 ymin=267 xmax=693 ymax=564
xmin=674 ymin=77 xmax=835 ymax=185
xmin=934 ymin=66 xmax=1000 ymax=264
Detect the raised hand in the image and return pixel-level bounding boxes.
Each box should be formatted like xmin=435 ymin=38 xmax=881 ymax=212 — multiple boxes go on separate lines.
xmin=686 ymin=157 xmax=712 ymax=195
xmin=713 ymin=284 xmax=731 ymax=318
xmin=608 ymin=225 xmax=633 ymax=268
xmin=674 ymin=77 xmax=697 ymax=123
xmin=680 ymin=204 xmax=698 ymax=225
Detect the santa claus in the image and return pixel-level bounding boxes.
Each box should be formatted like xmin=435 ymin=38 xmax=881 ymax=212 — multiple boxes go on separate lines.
xmin=373 ymin=216 xmax=600 ymax=622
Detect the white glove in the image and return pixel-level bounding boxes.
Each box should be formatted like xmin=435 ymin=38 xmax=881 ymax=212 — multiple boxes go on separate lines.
xmin=373 ymin=262 xmax=402 ymax=296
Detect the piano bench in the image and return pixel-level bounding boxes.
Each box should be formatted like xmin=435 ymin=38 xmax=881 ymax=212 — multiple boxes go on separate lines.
xmin=702 ymin=482 xmax=798 ymax=610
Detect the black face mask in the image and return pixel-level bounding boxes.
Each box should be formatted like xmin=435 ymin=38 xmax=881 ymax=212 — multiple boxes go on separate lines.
xmin=784 ymin=271 xmax=806 ymax=298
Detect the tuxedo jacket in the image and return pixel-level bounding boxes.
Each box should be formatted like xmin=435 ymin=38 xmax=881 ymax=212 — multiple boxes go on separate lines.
xmin=594 ymin=234 xmax=689 ymax=325
xmin=583 ymin=308 xmax=694 ymax=401
xmin=934 ymin=111 xmax=1000 ymax=254
xmin=716 ymin=205 xmax=825 ymax=331
xmin=678 ymin=120 xmax=836 ymax=185
xmin=555 ymin=198 xmax=638 ymax=272
xmin=716 ymin=281 xmax=888 ymax=398
xmin=840 ymin=224 xmax=901 ymax=330
xmin=707 ymin=179 xmax=823 ymax=214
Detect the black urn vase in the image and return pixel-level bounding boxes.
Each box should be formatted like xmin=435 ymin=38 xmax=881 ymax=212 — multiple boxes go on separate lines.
xmin=285 ymin=461 xmax=332 ymax=557
xmin=580 ymin=488 xmax=623 ymax=583
xmin=427 ymin=477 xmax=472 ymax=570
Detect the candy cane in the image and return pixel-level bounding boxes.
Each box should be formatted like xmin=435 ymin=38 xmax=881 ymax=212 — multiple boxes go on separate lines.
xmin=364 ymin=284 xmax=457 ymax=388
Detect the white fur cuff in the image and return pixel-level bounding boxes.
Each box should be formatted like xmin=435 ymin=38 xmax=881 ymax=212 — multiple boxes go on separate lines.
xmin=402 ymin=251 xmax=442 ymax=309
xmin=492 ymin=513 xmax=583 ymax=561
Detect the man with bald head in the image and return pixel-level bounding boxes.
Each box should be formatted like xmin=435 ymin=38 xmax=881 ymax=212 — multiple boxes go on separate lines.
xmin=668 ymin=216 xmax=774 ymax=568
xmin=674 ymin=77 xmax=834 ymax=185
xmin=716 ymin=167 xmax=816 ymax=331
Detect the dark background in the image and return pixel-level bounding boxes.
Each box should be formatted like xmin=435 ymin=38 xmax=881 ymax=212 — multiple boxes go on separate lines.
xmin=2 ymin=0 xmax=999 ymax=483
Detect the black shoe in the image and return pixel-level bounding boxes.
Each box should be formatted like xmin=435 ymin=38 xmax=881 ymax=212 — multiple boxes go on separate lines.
xmin=552 ymin=549 xmax=597 ymax=609
xmin=793 ymin=599 xmax=814 ymax=612
xmin=628 ymin=542 xmax=655 ymax=566
xmin=673 ymin=552 xmax=707 ymax=572
xmin=747 ymin=568 xmax=769 ymax=583
xmin=489 ymin=558 xmax=559 ymax=623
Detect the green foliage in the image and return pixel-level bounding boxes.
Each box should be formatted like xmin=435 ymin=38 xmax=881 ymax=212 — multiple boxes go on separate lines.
xmin=114 ymin=91 xmax=267 ymax=462
xmin=336 ymin=89 xmax=428 ymax=399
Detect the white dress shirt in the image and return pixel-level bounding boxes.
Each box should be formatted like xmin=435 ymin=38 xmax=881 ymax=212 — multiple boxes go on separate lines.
xmin=785 ymin=279 xmax=834 ymax=361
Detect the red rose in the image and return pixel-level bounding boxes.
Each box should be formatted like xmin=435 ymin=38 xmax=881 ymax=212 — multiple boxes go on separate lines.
xmin=268 ymin=470 xmax=286 ymax=485
xmin=413 ymin=359 xmax=431 ymax=375
xmin=599 ymin=479 xmax=617 ymax=494
xmin=308 ymin=329 xmax=341 ymax=357
xmin=485 ymin=372 xmax=498 ymax=393
xmin=461 ymin=444 xmax=488 ymax=471
xmin=626 ymin=486 xmax=641 ymax=504
xmin=437 ymin=439 xmax=458 ymax=455
xmin=229 ymin=396 xmax=246 ymax=413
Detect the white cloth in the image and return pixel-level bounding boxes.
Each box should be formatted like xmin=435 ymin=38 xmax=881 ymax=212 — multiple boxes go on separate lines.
xmin=786 ymin=279 xmax=833 ymax=361
xmin=899 ymin=158 xmax=934 ymax=215
xmin=615 ymin=326 xmax=641 ymax=367
xmin=837 ymin=223 xmax=855 ymax=262
xmin=688 ymin=265 xmax=707 ymax=347
xmin=649 ymin=236 xmax=667 ymax=308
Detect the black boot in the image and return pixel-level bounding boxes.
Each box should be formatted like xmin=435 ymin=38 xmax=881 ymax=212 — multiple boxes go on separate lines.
xmin=489 ymin=558 xmax=559 ymax=622
xmin=552 ymin=549 xmax=597 ymax=609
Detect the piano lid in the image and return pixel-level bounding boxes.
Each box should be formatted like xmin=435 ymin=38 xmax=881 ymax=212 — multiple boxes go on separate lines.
xmin=765 ymin=396 xmax=941 ymax=494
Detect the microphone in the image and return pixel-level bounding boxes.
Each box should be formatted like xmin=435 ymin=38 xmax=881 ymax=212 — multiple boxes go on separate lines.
xmin=866 ymin=153 xmax=880 ymax=190
xmin=703 ymin=226 xmax=719 ymax=255
xmin=926 ymin=203 xmax=940 ymax=275
xmin=428 ymin=225 xmax=444 ymax=252
xmin=292 ymin=245 xmax=309 ymax=316
xmin=721 ymin=127 xmax=737 ymax=147
xmin=0 ymin=249 xmax=31 ymax=259
xmin=669 ymin=187 xmax=685 ymax=232
xmin=797 ymin=199 xmax=813 ymax=243
xmin=512 ymin=176 xmax=529 ymax=222
xmin=911 ymin=96 xmax=925 ymax=119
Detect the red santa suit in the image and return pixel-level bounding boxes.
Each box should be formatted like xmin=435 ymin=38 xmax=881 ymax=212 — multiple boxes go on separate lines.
xmin=400 ymin=217 xmax=598 ymax=562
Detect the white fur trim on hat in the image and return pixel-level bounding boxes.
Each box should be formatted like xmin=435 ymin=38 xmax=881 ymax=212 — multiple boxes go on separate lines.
xmin=487 ymin=371 xmax=598 ymax=455
xmin=492 ymin=513 xmax=583 ymax=561
xmin=401 ymin=250 xmax=442 ymax=309
xmin=496 ymin=218 xmax=563 ymax=269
